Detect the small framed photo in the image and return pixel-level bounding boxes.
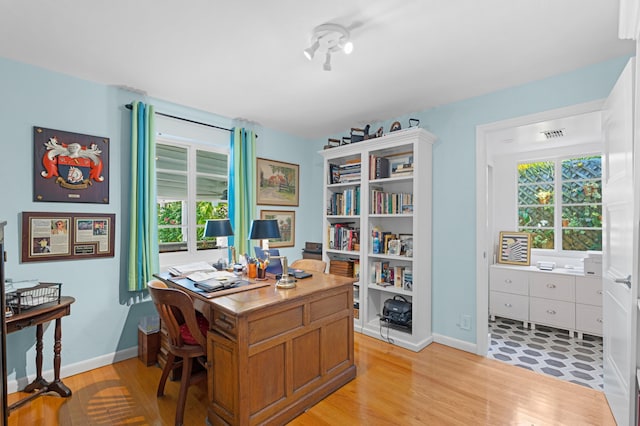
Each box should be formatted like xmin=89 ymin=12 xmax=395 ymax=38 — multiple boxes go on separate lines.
xmin=399 ymin=234 xmax=413 ymax=257
xmin=388 ymin=239 xmax=401 ymax=256
xmin=497 ymin=231 xmax=531 ymax=266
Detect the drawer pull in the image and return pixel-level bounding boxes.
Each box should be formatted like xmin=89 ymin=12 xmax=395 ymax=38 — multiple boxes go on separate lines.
xmin=546 ymin=283 xmax=556 ymax=289
xmin=505 ymin=279 xmax=512 ymax=284
xmin=597 ymin=318 xmax=603 ymax=323
xmin=597 ymin=290 xmax=603 ymax=295
xmin=504 ymin=303 xmax=512 ymax=308
xmin=214 ymin=318 xmax=235 ymax=331
xmin=546 ymin=309 xmax=556 ymax=315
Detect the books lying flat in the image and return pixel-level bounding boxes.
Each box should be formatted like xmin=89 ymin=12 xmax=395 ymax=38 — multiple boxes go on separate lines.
xmin=187 ymin=270 xmax=237 ymax=283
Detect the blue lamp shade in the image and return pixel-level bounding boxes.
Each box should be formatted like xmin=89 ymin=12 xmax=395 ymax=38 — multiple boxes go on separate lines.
xmin=204 ymin=219 xmax=234 ymax=238
xmin=249 ymin=219 xmax=281 ymax=240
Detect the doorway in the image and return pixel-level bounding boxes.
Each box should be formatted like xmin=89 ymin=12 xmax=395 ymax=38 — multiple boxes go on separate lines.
xmin=475 ymin=100 xmax=605 ymax=389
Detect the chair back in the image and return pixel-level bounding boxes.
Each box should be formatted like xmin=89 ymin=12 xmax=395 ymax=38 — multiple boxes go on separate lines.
xmin=148 ymin=280 xmax=206 ymax=349
xmin=290 ymin=259 xmax=327 ymax=274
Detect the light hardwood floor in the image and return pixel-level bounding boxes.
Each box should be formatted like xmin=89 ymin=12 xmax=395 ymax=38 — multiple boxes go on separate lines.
xmin=7 ymin=333 xmax=615 ymax=425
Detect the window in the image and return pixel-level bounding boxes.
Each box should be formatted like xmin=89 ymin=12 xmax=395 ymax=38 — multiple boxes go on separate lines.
xmin=154 ymin=115 xmax=230 ymax=265
xmin=517 ymin=156 xmax=601 ymax=251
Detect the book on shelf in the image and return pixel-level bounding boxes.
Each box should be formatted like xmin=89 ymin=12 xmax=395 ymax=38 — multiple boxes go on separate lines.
xmin=394 ymin=266 xmax=405 ymax=288
xmin=402 ymin=268 xmax=413 ymax=291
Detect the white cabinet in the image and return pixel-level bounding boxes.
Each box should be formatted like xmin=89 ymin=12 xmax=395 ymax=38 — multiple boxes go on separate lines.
xmin=489 ymin=265 xmax=603 ymax=337
xmin=319 ymin=127 xmax=436 ymax=352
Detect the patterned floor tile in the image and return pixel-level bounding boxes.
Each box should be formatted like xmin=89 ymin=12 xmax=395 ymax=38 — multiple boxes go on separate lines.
xmin=488 ymin=317 xmax=602 ymax=391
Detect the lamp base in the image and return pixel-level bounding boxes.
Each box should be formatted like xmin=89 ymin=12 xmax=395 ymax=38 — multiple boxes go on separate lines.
xmin=276 ymin=275 xmax=297 ymax=289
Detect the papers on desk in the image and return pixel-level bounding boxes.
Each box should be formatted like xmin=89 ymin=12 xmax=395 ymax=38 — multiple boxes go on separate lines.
xmin=168 ymin=261 xmax=216 ymax=276
xmin=187 ymin=270 xmax=237 ymax=283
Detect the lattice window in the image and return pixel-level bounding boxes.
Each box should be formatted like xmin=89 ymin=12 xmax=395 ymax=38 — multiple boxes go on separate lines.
xmin=517 ymin=156 xmax=601 ymax=251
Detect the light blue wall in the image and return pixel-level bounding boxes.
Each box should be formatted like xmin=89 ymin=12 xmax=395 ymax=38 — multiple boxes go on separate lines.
xmin=342 ymin=55 xmax=632 ymax=343
xmin=0 ymin=57 xmax=311 ymax=383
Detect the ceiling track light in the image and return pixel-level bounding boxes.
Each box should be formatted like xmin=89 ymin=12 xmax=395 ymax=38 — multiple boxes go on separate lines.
xmin=303 ymin=23 xmax=353 ymax=71
xmin=323 ymin=52 xmax=332 ymax=72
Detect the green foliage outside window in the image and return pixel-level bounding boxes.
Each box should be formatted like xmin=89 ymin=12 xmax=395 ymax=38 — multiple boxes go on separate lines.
xmin=158 ymin=201 xmax=228 ymax=249
xmin=517 ymin=156 xmax=601 ymax=251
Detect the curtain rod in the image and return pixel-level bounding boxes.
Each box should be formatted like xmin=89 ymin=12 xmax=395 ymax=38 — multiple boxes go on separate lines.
xmin=125 ymin=103 xmax=232 ymax=133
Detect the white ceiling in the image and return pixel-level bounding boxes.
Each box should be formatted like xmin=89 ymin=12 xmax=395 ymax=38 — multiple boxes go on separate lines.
xmin=0 ymin=0 xmax=634 ymax=140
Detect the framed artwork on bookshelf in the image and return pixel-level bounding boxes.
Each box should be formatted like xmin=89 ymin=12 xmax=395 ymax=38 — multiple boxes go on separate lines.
xmin=256 ymin=158 xmax=299 ymax=206
xmin=497 ymin=231 xmax=531 ymax=265
xmin=399 ymin=234 xmax=413 ymax=257
xmin=259 ymin=210 xmax=295 ymax=248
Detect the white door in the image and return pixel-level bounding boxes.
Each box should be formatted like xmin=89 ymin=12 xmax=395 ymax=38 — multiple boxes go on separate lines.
xmin=602 ymin=58 xmax=637 ymax=426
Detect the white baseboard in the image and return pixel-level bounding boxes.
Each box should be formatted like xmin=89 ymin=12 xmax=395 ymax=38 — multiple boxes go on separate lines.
xmin=432 ymin=333 xmax=478 ymax=354
xmin=8 ymin=346 xmax=138 ymax=394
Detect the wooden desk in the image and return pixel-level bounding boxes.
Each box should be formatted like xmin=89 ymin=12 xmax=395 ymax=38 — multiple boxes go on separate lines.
xmin=6 ymin=296 xmax=74 ymax=410
xmin=156 ymin=273 xmax=356 ymax=425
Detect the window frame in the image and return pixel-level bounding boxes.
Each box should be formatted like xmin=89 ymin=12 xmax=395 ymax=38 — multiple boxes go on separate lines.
xmin=155 ymin=126 xmax=230 ymax=270
xmin=516 ymin=153 xmax=602 ymax=255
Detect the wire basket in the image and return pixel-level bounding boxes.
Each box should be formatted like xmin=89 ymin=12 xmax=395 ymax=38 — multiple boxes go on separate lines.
xmin=6 ymin=282 xmax=62 ymax=315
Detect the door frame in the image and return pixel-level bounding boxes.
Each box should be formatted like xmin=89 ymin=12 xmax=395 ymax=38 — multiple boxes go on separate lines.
xmin=474 ymin=99 xmax=605 ymax=355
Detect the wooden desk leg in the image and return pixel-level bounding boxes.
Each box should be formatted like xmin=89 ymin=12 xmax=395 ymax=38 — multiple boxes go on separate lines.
xmin=23 ymin=324 xmax=48 ymax=393
xmin=22 ymin=319 xmax=71 ymax=397
xmin=47 ymin=317 xmax=71 ymax=397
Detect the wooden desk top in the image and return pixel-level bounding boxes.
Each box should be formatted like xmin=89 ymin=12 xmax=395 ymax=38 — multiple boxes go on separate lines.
xmin=6 ymin=296 xmax=75 ymax=333
xmin=155 ymin=272 xmax=355 ymax=316
xmin=211 ymin=274 xmax=355 ymax=316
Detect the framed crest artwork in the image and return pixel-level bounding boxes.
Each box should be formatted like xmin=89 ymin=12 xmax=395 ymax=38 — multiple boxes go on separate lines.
xmin=259 ymin=210 xmax=295 ymax=248
xmin=497 ymin=231 xmax=531 ymax=266
xmin=33 ymin=126 xmax=109 ymax=203
xmin=256 ymin=158 xmax=299 ymax=206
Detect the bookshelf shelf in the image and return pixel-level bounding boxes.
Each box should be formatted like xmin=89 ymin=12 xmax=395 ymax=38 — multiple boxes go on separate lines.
xmin=319 ymin=127 xmax=436 ymax=350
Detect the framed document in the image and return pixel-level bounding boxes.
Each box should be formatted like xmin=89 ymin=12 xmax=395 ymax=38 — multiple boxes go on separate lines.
xmin=21 ymin=212 xmax=115 ymax=262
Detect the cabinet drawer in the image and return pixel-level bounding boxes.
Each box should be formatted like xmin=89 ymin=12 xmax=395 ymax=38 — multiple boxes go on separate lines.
xmin=213 ymin=310 xmax=237 ymax=337
xmin=490 ymin=291 xmax=528 ymax=321
xmin=529 ymin=297 xmax=575 ymax=329
xmin=490 ymin=268 xmax=528 ymax=295
xmin=529 ymin=274 xmax=575 ymax=302
xmin=576 ymin=304 xmax=603 ymax=336
xmin=575 ymin=276 xmax=603 ymax=306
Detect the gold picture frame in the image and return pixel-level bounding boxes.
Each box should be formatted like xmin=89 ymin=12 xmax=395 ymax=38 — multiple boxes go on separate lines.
xmin=497 ymin=231 xmax=531 ymax=266
xmin=256 ymin=158 xmax=299 ymax=206
xmin=259 ymin=210 xmax=295 ymax=248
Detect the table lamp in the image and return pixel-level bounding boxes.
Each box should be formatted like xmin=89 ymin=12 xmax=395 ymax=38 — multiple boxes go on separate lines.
xmin=249 ymin=219 xmax=296 ymax=288
xmin=248 ymin=219 xmax=281 ymax=250
xmin=204 ymin=219 xmax=235 ymax=265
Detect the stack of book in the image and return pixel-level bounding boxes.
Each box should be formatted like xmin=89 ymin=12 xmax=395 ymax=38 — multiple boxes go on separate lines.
xmin=391 ymin=162 xmax=414 ymax=177
xmin=328 ymin=160 xmax=362 ymax=184
xmin=329 ymin=259 xmax=354 ymax=277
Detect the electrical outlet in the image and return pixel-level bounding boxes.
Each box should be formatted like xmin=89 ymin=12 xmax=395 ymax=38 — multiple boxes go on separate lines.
xmin=461 ymin=315 xmax=471 ymax=330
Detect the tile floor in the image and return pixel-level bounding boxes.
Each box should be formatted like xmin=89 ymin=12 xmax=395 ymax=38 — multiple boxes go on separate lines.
xmin=488 ymin=317 xmax=603 ymax=391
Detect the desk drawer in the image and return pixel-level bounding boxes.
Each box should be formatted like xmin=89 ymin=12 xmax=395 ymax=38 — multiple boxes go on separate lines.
xmin=213 ymin=310 xmax=237 ymax=337
xmin=490 ymin=291 xmax=528 ymax=321
xmin=530 ymin=297 xmax=574 ymax=330
xmin=575 ymin=276 xmax=603 ymax=306
xmin=576 ymin=304 xmax=603 ymax=336
xmin=530 ymin=274 xmax=574 ymax=302
xmin=490 ymin=268 xmax=528 ymax=295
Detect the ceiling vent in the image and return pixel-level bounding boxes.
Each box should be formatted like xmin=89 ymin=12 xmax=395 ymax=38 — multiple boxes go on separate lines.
xmin=541 ymin=128 xmax=565 ymax=139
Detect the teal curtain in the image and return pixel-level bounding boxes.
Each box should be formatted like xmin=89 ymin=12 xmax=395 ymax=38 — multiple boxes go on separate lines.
xmin=229 ymin=128 xmax=256 ymax=259
xmin=128 ymin=101 xmax=159 ymax=291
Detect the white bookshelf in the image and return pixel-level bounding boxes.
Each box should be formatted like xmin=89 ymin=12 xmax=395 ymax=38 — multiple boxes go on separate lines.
xmin=319 ymin=127 xmax=436 ymax=351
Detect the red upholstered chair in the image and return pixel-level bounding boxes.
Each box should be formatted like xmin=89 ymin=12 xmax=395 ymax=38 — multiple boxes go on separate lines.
xmin=147 ymin=279 xmax=208 ymax=426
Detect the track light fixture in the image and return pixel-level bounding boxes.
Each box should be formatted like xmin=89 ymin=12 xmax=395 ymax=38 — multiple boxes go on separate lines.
xmin=303 ymin=23 xmax=353 ymax=71
xmin=323 ymin=52 xmax=332 ymax=71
